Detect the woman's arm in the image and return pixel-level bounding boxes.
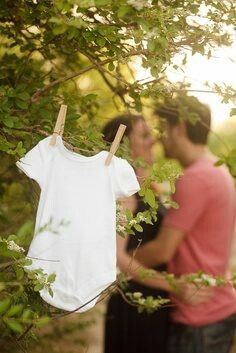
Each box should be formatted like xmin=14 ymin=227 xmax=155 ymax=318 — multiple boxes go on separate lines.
xmin=116 ymin=196 xmax=174 ymax=293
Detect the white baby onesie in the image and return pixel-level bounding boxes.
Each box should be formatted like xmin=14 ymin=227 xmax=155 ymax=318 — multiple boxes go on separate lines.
xmin=16 ymin=135 xmax=140 ymax=312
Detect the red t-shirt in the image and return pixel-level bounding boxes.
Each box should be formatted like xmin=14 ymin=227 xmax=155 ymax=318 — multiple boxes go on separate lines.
xmin=163 ymin=155 xmax=236 ymax=326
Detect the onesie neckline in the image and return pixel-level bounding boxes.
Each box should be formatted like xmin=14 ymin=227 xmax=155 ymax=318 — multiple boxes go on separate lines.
xmin=55 ymin=135 xmax=107 ymax=163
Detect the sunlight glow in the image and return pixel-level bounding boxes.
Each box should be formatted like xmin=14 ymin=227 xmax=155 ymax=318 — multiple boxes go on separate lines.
xmin=134 ymin=40 xmax=236 ymax=129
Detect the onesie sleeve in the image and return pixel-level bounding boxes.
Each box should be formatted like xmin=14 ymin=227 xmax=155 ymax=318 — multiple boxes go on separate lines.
xmin=113 ymin=157 xmax=140 ymax=199
xmin=16 ymin=137 xmax=49 ymax=189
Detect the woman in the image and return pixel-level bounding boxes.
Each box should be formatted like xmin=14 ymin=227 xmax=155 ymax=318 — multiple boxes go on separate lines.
xmin=103 ymin=114 xmax=169 ymax=353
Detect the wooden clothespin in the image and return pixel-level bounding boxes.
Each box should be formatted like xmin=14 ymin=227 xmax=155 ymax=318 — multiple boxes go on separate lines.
xmin=105 ymin=124 xmax=126 ymax=166
xmin=50 ymin=104 xmax=67 ymax=146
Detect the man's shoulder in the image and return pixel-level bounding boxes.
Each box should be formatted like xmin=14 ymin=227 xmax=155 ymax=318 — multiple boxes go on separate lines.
xmin=180 ymin=157 xmax=234 ymax=192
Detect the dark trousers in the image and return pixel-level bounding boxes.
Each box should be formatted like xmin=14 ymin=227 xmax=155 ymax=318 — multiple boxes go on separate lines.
xmin=167 ymin=313 xmax=236 ymax=353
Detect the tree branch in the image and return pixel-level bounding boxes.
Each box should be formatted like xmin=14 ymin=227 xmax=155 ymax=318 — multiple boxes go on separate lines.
xmin=12 ymin=126 xmax=96 ymax=154
xmin=30 ymin=50 xmax=146 ymax=102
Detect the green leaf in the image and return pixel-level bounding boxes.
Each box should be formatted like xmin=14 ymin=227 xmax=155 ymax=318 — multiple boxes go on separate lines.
xmin=182 ymin=55 xmax=187 ymax=65
xmin=188 ymin=112 xmax=199 ymax=125
xmin=125 ymin=209 xmax=133 ymax=221
xmin=67 ymin=27 xmax=78 ymax=40
xmin=17 ymin=92 xmax=30 ymax=101
xmin=47 ymin=273 xmax=56 ymax=283
xmin=144 ymin=189 xmax=156 ymax=208
xmin=108 ymin=62 xmax=115 ymax=71
xmin=49 ymin=287 xmax=54 ymax=297
xmin=230 ymin=108 xmax=236 ymax=117
xmin=15 ymin=99 xmax=28 ymax=109
xmin=169 ymin=180 xmax=176 ymax=193
xmin=2 ymin=116 xmax=14 ymax=128
xmin=0 ymin=136 xmax=14 ymax=151
xmin=6 ymin=304 xmax=24 ymax=317
xmin=4 ymin=318 xmax=24 ymax=334
xmin=35 ymin=316 xmax=50 ymax=328
xmin=165 ymin=200 xmax=179 ymax=209
xmin=16 ymin=84 xmax=27 ymax=91
xmin=7 ymin=88 xmax=16 ymax=97
xmin=34 ymin=283 xmax=44 ymax=291
xmin=150 ymin=67 xmax=160 ymax=78
xmin=117 ymin=5 xmax=132 ymax=18
xmin=138 ymin=185 xmax=146 ymax=197
xmin=134 ymin=224 xmax=143 ymax=232
xmin=21 ymin=309 xmax=32 ymax=322
xmin=135 ymin=100 xmax=142 ymax=112
xmin=133 ymin=29 xmax=143 ymax=44
xmin=53 ymin=25 xmax=67 ymax=35
xmin=127 ymin=229 xmax=135 ymax=235
xmin=82 ymin=93 xmax=98 ymax=103
xmin=78 ymin=0 xmax=94 ymax=7
xmin=214 ymin=159 xmax=224 ymax=166
xmin=157 ymin=37 xmax=168 ymax=49
xmin=69 ymin=19 xmax=85 ymax=28
xmin=147 ymin=40 xmax=156 ymax=52
xmin=22 ymin=258 xmax=32 ymax=266
xmin=15 ymin=141 xmax=26 ymax=157
xmin=0 ymin=298 xmax=11 ymax=315
xmin=96 ymin=37 xmax=106 ymax=48
xmin=0 ymin=242 xmax=22 ymax=258
xmin=67 ymin=112 xmax=80 ymax=121
xmin=95 ymin=0 xmax=112 ymax=5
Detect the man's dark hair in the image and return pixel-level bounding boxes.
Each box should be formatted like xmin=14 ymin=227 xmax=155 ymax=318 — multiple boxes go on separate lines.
xmin=155 ymin=95 xmax=211 ymax=145
xmin=102 ymin=114 xmax=143 ymax=143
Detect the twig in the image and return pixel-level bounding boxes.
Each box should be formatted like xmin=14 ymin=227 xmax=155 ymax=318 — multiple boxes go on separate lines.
xmin=30 ymin=50 xmax=146 ymax=102
xmin=12 ymin=126 xmax=101 ymax=155
xmin=17 ymin=324 xmax=33 ymax=342
xmin=125 ymin=238 xmax=143 ymax=277
xmin=27 ymin=256 xmax=60 ymax=263
xmin=52 ymin=280 xmax=119 ymax=320
xmin=116 ymin=287 xmax=136 ymax=307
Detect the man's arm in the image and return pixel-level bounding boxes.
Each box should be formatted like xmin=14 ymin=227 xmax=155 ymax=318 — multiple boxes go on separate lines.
xmin=135 ymin=172 xmax=210 ymax=267
xmin=134 ymin=225 xmax=185 ymax=267
xmin=117 ymin=233 xmax=175 ymax=293
xmin=119 ymin=230 xmax=213 ymax=305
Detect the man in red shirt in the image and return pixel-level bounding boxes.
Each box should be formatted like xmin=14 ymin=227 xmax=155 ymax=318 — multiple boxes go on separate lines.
xmin=136 ymin=96 xmax=236 ymax=353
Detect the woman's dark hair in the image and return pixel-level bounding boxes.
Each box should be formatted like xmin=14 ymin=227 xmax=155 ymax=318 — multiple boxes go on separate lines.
xmin=102 ymin=114 xmax=143 ymax=143
xmin=155 ymin=95 xmax=211 ymax=145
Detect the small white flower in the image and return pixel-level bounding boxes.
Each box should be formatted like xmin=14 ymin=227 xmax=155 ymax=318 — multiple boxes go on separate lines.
xmin=129 ymin=219 xmax=138 ymax=226
xmin=138 ymin=215 xmax=147 ymax=222
xmin=201 ymin=274 xmax=217 ymax=286
xmin=117 ymin=225 xmax=125 ymax=233
xmin=6 ymin=240 xmax=25 ymax=253
xmin=146 ymin=29 xmax=159 ymax=39
xmin=116 ymin=203 xmax=123 ymax=211
xmin=138 ymin=298 xmax=145 ymax=304
xmin=207 ymin=278 xmax=217 ymax=286
xmin=116 ymin=212 xmax=127 ymax=222
xmin=193 ymin=278 xmax=202 ymax=284
xmin=127 ymin=0 xmax=152 ymax=11
xmin=192 ymin=273 xmax=217 ymax=287
xmin=36 ymin=273 xmax=46 ymax=285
